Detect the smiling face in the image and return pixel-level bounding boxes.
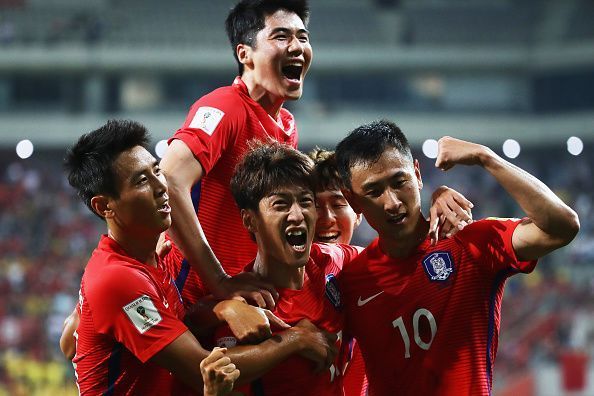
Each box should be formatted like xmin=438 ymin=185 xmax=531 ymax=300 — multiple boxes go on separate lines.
xmin=243 ymin=9 xmax=312 ymax=102
xmin=345 ymin=148 xmax=423 ymax=244
xmin=107 ymin=146 xmax=171 ymax=238
xmin=246 ymin=184 xmax=316 ymax=269
xmin=314 ymin=189 xmax=361 ymax=245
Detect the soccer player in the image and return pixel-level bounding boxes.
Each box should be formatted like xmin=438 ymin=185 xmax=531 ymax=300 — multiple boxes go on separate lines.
xmin=214 ymin=141 xmax=360 ymax=396
xmin=65 ymin=120 xmax=341 ymax=394
xmin=159 ymin=0 xmax=312 ymax=309
xmin=335 ymin=120 xmax=580 ymax=395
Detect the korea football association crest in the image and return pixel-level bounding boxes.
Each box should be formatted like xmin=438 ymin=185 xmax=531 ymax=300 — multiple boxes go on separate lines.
xmin=325 ymin=274 xmax=342 ymax=309
xmin=422 ymin=251 xmax=454 ymax=282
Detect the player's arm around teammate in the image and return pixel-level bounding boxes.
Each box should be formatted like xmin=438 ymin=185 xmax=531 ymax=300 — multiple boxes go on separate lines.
xmin=435 ymin=136 xmax=580 ymax=260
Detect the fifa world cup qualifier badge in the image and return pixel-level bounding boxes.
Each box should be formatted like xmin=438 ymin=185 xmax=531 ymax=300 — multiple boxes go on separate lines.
xmin=325 ymin=274 xmax=341 ymax=309
xmin=422 ymin=252 xmax=454 ymax=282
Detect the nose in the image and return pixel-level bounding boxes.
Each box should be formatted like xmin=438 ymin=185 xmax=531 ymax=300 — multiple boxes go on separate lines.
xmin=316 ymin=205 xmax=335 ymax=227
xmin=153 ymin=173 xmax=168 ymax=197
xmin=383 ymin=190 xmax=401 ymax=214
xmin=287 ymin=35 xmax=304 ymax=56
xmin=287 ymin=202 xmax=305 ymax=224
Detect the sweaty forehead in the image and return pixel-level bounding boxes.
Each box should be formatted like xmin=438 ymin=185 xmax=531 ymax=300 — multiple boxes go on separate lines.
xmin=113 ymin=146 xmax=155 ymax=180
xmin=350 ymin=149 xmax=414 ymax=185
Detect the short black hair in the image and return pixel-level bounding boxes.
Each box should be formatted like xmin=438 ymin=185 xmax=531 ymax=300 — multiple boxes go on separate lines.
xmin=335 ymin=120 xmax=413 ymax=189
xmin=226 ymin=0 xmax=309 ymax=75
xmin=64 ymin=119 xmax=150 ymax=217
xmin=231 ymin=140 xmax=315 ymax=211
xmin=308 ymin=148 xmax=344 ymax=192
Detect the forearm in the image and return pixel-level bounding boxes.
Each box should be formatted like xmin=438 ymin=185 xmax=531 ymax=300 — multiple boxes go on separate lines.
xmin=479 ymin=148 xmax=579 ymax=239
xmin=168 ymin=181 xmax=228 ymax=289
xmin=226 ymin=330 xmax=301 ymax=385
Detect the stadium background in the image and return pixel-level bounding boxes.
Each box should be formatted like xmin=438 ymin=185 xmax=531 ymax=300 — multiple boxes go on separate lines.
xmin=0 ymin=0 xmax=593 ymax=394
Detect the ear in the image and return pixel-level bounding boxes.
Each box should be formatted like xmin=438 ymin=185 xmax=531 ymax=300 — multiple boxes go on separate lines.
xmin=90 ymin=195 xmax=113 ymax=219
xmin=341 ymin=188 xmax=362 ymax=215
xmin=240 ymin=208 xmax=258 ymax=234
xmin=236 ymin=43 xmax=252 ymax=69
xmin=414 ymin=159 xmax=423 ymax=190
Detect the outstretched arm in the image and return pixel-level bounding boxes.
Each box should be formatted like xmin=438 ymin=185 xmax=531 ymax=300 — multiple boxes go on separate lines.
xmin=160 ymin=140 xmax=277 ymax=308
xmin=435 ymin=136 xmax=579 ymax=260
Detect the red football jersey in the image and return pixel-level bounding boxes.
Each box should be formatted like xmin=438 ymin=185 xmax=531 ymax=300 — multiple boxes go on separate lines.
xmin=74 ymin=236 xmax=188 ymax=395
xmin=164 ymin=77 xmax=299 ymax=307
xmin=339 ymin=218 xmax=537 ymax=396
xmin=215 ymin=243 xmax=360 ymax=396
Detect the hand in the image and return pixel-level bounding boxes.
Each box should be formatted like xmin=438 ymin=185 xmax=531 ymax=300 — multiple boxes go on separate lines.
xmin=215 ymin=272 xmax=279 ymax=310
xmin=156 ymin=235 xmax=172 ymax=259
xmin=435 ymin=136 xmax=488 ymax=171
xmin=429 ymin=186 xmax=474 ymax=245
xmin=213 ymin=299 xmax=290 ymax=344
xmin=292 ymin=319 xmax=338 ymax=373
xmin=201 ymin=347 xmax=240 ymax=396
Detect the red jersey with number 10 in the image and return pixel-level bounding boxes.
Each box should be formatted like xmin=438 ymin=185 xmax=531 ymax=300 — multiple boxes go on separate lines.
xmin=339 ymin=218 xmax=537 ymax=396
xmin=164 ymin=77 xmax=298 ymax=308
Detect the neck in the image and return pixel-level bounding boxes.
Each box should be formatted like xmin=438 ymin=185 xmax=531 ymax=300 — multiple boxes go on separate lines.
xmin=241 ymin=73 xmax=284 ymax=118
xmin=107 ymin=228 xmax=159 ymax=267
xmin=252 ymin=251 xmax=305 ymax=290
xmin=380 ymin=217 xmax=430 ymax=258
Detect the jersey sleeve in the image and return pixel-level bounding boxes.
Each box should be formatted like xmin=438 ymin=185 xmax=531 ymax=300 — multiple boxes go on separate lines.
xmin=169 ymin=91 xmax=246 ymax=174
xmin=455 ymin=217 xmax=537 ymax=274
xmin=312 ymin=243 xmax=362 ymax=275
xmin=87 ymin=265 xmax=188 ymax=363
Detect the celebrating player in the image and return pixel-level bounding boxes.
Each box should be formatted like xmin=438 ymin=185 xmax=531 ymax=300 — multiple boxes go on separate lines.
xmin=160 ymin=0 xmax=312 ymax=309
xmin=213 ymin=141 xmax=360 ymax=396
xmin=65 ymin=120 xmax=341 ymax=394
xmin=335 ymin=120 xmax=580 ymax=395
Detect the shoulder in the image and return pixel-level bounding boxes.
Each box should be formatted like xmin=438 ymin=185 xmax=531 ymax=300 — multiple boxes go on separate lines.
xmin=84 ymin=259 xmax=155 ymax=305
xmin=454 ymin=217 xmax=522 ymax=242
xmin=192 ymin=85 xmax=247 ymax=116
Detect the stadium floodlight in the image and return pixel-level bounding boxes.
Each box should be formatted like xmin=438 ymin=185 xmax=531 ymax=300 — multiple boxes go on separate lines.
xmin=422 ymin=139 xmax=439 ymax=159
xmin=155 ymin=140 xmax=168 ymax=158
xmin=567 ymin=136 xmax=583 ymax=156
xmin=502 ymin=139 xmax=520 ymax=159
xmin=16 ymin=139 xmax=34 ymax=159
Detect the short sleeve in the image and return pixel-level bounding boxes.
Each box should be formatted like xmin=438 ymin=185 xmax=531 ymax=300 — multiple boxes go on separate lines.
xmin=312 ymin=243 xmax=362 ymax=274
xmin=87 ymin=265 xmax=188 ymax=363
xmin=455 ymin=218 xmax=537 ymax=274
xmin=169 ymin=89 xmax=246 ymax=174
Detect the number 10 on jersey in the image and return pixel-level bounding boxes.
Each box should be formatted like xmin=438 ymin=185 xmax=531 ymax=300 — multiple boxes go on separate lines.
xmin=392 ymin=308 xmax=437 ymax=358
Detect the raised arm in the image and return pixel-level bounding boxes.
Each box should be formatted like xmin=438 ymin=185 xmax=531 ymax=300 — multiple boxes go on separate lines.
xmin=160 ymin=140 xmax=276 ymax=307
xmin=435 ymin=136 xmax=579 ymax=260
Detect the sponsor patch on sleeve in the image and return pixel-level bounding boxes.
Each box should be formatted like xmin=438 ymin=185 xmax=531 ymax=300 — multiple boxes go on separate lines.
xmin=123 ymin=295 xmax=163 ymax=334
xmin=188 ymin=106 xmax=225 ymax=135
xmin=216 ymin=336 xmax=237 ymax=348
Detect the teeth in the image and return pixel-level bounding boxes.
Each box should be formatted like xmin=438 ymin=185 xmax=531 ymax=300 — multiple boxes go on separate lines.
xmin=287 ymin=230 xmax=304 ymax=236
xmin=318 ymin=232 xmax=338 ymax=238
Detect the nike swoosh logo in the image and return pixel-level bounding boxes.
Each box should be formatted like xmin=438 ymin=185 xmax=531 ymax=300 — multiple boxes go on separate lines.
xmin=357 ymin=291 xmax=384 ymax=307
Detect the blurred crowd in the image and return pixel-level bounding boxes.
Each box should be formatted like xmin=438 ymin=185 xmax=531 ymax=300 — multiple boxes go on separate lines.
xmin=0 ymin=145 xmax=592 ymax=395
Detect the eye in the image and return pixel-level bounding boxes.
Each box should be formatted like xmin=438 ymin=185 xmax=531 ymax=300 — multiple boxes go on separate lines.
xmin=154 ymin=166 xmax=162 ymax=175
xmin=366 ymin=189 xmax=382 ymax=198
xmin=137 ymin=176 xmax=148 ymax=185
xmin=274 ymin=34 xmax=287 ymax=41
xmin=298 ymin=35 xmax=309 ymax=43
xmin=300 ymin=196 xmax=314 ymax=207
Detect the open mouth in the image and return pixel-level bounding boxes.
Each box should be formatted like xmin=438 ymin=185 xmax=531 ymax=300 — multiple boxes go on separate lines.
xmin=286 ymin=229 xmax=307 ymax=252
xmin=282 ymin=64 xmax=303 ymax=81
xmin=157 ymin=202 xmax=171 ymax=214
xmin=316 ymin=231 xmax=340 ymax=243
xmin=387 ymin=213 xmax=406 ymax=224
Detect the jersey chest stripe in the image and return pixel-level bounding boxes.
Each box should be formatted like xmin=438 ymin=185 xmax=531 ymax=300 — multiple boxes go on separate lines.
xmin=175 ymin=259 xmax=191 ymax=293
xmin=486 ymin=268 xmax=515 ymax=394
xmin=190 ymin=180 xmax=203 ymax=213
xmin=103 ymin=342 xmax=123 ymax=396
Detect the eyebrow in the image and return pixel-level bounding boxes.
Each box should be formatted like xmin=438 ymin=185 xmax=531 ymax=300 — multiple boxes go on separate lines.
xmin=360 ymin=170 xmax=408 ymax=191
xmin=129 ymin=160 xmax=159 ymax=182
xmin=269 ymin=27 xmax=309 ymax=35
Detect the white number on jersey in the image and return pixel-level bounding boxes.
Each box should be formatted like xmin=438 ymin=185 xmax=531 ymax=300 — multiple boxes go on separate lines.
xmin=392 ymin=308 xmax=437 ymax=358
